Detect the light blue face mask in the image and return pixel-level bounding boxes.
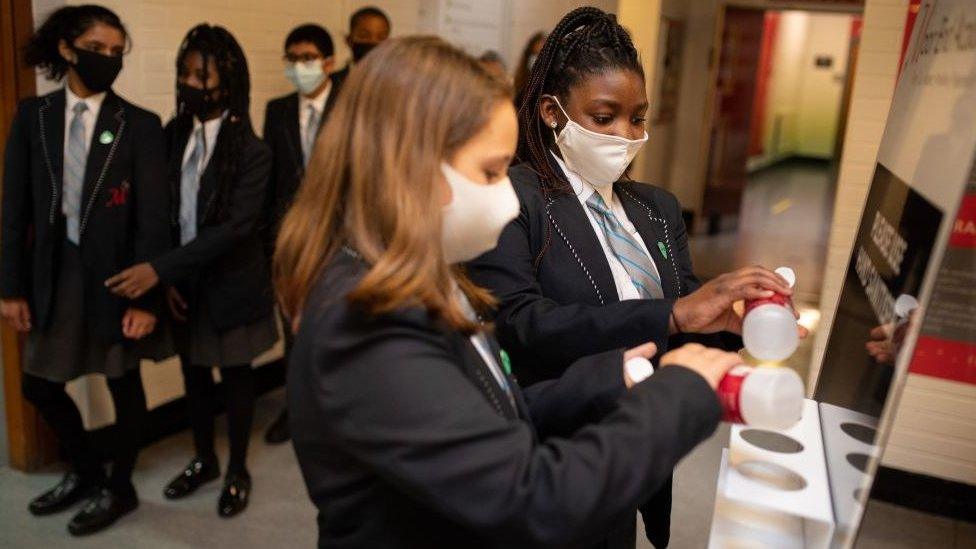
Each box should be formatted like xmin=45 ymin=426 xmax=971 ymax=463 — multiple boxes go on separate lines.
xmin=285 ymin=61 xmax=326 ymax=95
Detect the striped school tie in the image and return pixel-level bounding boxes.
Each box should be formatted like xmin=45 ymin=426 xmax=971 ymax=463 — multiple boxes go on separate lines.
xmin=302 ymin=104 xmax=319 ymax=167
xmin=586 ymin=192 xmax=664 ymax=299
xmin=63 ymin=101 xmax=88 ymax=244
xmin=179 ymin=126 xmax=205 ymax=245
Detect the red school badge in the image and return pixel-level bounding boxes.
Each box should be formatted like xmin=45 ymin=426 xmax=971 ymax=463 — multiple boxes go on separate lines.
xmin=106 ymin=180 xmax=131 ymax=208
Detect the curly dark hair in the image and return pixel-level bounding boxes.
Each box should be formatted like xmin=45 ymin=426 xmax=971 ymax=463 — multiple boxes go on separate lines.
xmin=171 ymin=24 xmax=253 ymax=221
xmin=24 ymin=4 xmax=129 ymax=81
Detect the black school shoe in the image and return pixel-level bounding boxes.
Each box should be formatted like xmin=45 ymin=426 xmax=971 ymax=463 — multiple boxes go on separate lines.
xmin=28 ymin=472 xmax=96 ymax=516
xmin=263 ymin=408 xmax=290 ymax=444
xmin=67 ymin=488 xmax=138 ymax=536
xmin=217 ymin=471 xmax=251 ymax=518
xmin=163 ymin=457 xmax=220 ymax=499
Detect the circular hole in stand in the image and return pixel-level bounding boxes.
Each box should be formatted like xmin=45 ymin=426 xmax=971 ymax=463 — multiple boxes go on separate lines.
xmin=735 ymin=460 xmax=808 ymax=491
xmin=740 ymin=429 xmax=805 ymax=454
xmin=847 ymin=453 xmax=870 ymax=473
xmin=841 ymin=422 xmax=877 ymax=445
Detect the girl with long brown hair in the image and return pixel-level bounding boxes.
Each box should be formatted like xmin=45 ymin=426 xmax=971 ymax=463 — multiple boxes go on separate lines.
xmin=278 ymin=36 xmax=739 ymax=548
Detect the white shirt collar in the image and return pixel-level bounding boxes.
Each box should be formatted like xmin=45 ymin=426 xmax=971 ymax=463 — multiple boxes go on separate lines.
xmin=552 ymin=152 xmax=596 ymax=202
xmin=299 ymin=80 xmax=332 ymax=114
xmin=65 ymin=86 xmax=106 ymax=115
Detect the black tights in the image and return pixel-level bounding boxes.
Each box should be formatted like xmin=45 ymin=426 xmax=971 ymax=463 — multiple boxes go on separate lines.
xmin=180 ymin=363 xmax=255 ymax=475
xmin=21 ymin=369 xmax=146 ymax=497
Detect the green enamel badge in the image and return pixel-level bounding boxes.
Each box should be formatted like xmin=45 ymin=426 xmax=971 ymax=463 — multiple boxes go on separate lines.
xmin=657 ymin=241 xmax=668 ymax=259
xmin=99 ymin=130 xmax=114 ymax=145
xmin=499 ymin=349 xmax=512 ymax=375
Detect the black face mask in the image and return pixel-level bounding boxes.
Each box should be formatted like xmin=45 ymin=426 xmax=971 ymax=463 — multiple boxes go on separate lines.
xmin=71 ymin=48 xmax=122 ymax=93
xmin=178 ymin=83 xmax=220 ymax=120
xmin=350 ymin=41 xmax=377 ymax=63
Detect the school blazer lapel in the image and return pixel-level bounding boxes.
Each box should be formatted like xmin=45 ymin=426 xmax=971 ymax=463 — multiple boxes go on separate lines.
xmin=38 ymin=91 xmax=65 ymax=226
xmin=451 ymin=333 xmax=519 ymax=421
xmin=79 ymin=93 xmax=125 ymax=238
xmin=616 ymin=182 xmax=682 ymax=298
xmin=484 ymin=332 xmax=531 ymax=422
xmin=545 ymin=191 xmax=619 ymax=306
xmin=283 ymin=94 xmax=303 ymax=175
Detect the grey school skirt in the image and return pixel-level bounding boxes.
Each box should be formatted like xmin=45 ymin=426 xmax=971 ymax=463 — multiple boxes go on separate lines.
xmin=172 ymin=290 xmax=277 ymax=368
xmin=24 ymin=240 xmax=170 ymax=383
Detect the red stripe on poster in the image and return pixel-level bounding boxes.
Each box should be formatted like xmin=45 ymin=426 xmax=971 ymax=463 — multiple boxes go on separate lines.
xmin=949 ymin=194 xmax=976 ymax=248
xmin=910 ymin=335 xmax=976 ymax=384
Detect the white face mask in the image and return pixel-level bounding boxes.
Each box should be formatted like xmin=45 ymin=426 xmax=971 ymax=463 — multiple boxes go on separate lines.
xmin=441 ymin=162 xmax=520 ymax=264
xmin=548 ymin=95 xmax=648 ymax=188
xmin=285 ymin=61 xmax=326 ymax=95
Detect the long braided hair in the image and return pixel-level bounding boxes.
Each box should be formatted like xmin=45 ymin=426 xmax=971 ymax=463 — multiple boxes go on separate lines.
xmin=171 ymin=24 xmax=252 ymax=221
xmin=516 ymin=7 xmax=643 ymax=197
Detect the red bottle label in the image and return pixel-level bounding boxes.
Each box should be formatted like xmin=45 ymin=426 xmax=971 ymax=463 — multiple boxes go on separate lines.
xmin=745 ymin=293 xmax=791 ymax=315
xmin=717 ymin=366 xmax=752 ymax=424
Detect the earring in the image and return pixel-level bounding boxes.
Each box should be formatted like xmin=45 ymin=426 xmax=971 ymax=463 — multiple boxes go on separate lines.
xmin=550 ymin=121 xmax=558 ymax=129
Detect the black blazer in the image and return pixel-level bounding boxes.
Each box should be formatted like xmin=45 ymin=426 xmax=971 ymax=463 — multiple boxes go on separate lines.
xmin=261 ymin=72 xmax=345 ymax=251
xmin=151 ymin=116 xmax=274 ymax=332
xmin=289 ymin=250 xmax=722 ymax=548
xmin=468 ymin=162 xmax=741 ymax=386
xmin=1 ymin=89 xmax=170 ymax=341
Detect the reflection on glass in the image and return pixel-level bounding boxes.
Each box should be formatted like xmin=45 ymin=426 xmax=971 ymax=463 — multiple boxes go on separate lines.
xmin=814 ymin=163 xmax=942 ymax=548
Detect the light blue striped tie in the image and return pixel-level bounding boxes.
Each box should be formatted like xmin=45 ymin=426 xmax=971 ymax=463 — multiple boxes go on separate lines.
xmin=301 ymin=104 xmax=318 ymax=167
xmin=63 ymin=102 xmax=88 ymax=244
xmin=179 ymin=127 xmax=205 ymax=245
xmin=586 ymin=192 xmax=664 ymax=299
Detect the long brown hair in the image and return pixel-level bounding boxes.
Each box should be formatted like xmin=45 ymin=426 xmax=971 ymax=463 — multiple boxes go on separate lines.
xmin=274 ymin=36 xmax=510 ymax=332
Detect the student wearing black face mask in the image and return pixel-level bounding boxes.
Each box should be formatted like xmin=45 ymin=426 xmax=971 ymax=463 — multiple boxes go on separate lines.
xmin=106 ymin=24 xmax=274 ymax=518
xmin=1 ymin=4 xmax=170 ymax=536
xmin=329 ymin=6 xmax=391 ymax=87
xmin=260 ymin=23 xmax=341 ymax=445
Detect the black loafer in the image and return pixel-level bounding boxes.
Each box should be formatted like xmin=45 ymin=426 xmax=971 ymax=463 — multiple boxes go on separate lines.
xmin=67 ymin=488 xmax=138 ymax=536
xmin=163 ymin=458 xmax=219 ymax=499
xmin=264 ymin=409 xmax=290 ymax=444
xmin=28 ymin=472 xmax=95 ymax=516
xmin=218 ymin=471 xmax=251 ymax=518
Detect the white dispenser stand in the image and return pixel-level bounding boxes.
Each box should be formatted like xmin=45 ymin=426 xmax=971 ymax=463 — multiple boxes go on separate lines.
xmin=708 ymin=399 xmax=834 ymax=549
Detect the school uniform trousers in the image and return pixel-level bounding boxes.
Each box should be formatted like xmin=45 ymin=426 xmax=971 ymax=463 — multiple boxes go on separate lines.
xmin=150 ymin=115 xmax=275 ymax=472
xmin=1 ymin=89 xmax=171 ymax=494
xmin=289 ymin=249 xmax=723 ymax=548
xmin=467 ymin=161 xmax=742 ymax=548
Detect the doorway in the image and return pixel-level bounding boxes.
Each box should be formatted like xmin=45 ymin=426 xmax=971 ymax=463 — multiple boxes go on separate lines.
xmin=692 ymin=6 xmax=863 ymax=376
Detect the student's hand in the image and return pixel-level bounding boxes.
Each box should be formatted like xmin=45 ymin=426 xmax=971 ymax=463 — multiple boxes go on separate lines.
xmin=659 ymin=343 xmax=742 ymax=390
xmin=0 ymin=298 xmax=32 ymax=332
xmin=105 ymin=262 xmax=160 ymax=299
xmin=122 ymin=307 xmax=156 ymax=340
xmin=623 ymin=341 xmax=657 ymax=389
xmin=167 ymin=287 xmax=189 ymax=323
xmin=671 ymin=266 xmax=793 ymax=335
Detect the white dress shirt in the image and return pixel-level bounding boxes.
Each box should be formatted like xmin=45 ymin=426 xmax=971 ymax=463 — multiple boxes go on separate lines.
xmin=298 ymin=80 xmax=332 ymax=139
xmin=181 ymin=112 xmax=226 ymax=173
xmin=64 ymin=86 xmax=105 ymax=160
xmin=552 ymin=154 xmax=661 ymax=301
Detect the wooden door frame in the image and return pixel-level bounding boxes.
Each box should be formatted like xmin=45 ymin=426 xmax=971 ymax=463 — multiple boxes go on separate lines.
xmin=1 ymin=0 xmax=59 ymax=471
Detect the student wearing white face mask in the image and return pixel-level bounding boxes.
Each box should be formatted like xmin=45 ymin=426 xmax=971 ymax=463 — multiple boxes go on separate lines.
xmin=467 ymin=8 xmax=800 ymax=548
xmin=261 ymin=23 xmax=341 ymax=444
xmin=277 ymin=36 xmax=742 ymax=548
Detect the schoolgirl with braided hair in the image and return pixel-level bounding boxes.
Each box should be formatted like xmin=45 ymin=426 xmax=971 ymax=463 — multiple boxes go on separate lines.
xmin=107 ymin=23 xmax=275 ymax=518
xmin=468 ymin=8 xmax=797 ymax=546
